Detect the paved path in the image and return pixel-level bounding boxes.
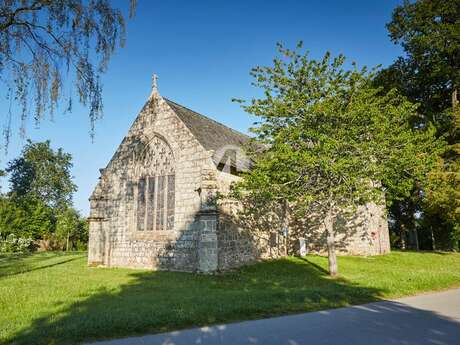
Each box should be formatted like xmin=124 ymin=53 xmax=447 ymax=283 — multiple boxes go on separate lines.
xmin=86 ymin=288 xmax=460 ymax=345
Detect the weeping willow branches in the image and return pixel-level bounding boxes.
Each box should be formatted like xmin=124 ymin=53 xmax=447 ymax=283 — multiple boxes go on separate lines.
xmin=0 ymin=0 xmax=136 ymax=149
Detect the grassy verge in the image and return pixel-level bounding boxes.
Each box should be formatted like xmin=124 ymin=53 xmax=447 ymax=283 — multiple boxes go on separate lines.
xmin=1 ymin=251 xmax=460 ymax=345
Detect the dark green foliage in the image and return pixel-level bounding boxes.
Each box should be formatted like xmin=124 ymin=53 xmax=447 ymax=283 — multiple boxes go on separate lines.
xmin=6 ymin=140 xmax=76 ymax=208
xmin=0 ymin=194 xmax=57 ymax=241
xmin=0 ymin=141 xmax=86 ymax=249
xmin=0 ymin=194 xmax=56 ymax=252
xmin=55 ymin=208 xmax=88 ymax=251
xmin=381 ymin=0 xmax=460 ymax=136
xmin=376 ymin=0 xmax=460 ymax=250
xmin=0 ymin=195 xmax=29 ymax=237
xmin=386 ymin=0 xmax=460 ymax=112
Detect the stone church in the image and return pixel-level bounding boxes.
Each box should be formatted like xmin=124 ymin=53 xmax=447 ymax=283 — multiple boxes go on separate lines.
xmin=88 ymin=78 xmax=390 ymax=272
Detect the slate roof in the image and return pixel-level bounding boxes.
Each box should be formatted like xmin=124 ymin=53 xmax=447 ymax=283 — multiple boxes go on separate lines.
xmin=165 ymin=98 xmax=251 ymax=153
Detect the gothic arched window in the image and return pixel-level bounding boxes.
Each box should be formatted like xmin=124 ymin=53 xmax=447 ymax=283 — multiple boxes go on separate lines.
xmin=134 ymin=136 xmax=175 ymax=231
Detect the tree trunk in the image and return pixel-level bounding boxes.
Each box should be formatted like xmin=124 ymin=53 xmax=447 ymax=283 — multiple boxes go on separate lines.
xmin=66 ymin=231 xmax=70 ymax=252
xmin=277 ymin=232 xmax=280 ymax=257
xmin=452 ymin=87 xmax=458 ymax=108
xmin=431 ymin=226 xmax=436 ymax=251
xmin=413 ymin=229 xmax=419 ymax=251
xmin=282 ymin=200 xmax=289 ymax=256
xmin=400 ymin=224 xmax=406 ymax=250
xmin=325 ymin=209 xmax=338 ymax=277
xmin=285 ymin=234 xmax=289 ymax=256
xmin=408 ymin=198 xmax=417 ymax=250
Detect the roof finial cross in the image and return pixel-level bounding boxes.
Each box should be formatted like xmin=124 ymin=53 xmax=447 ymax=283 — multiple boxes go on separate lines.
xmin=152 ymin=74 xmax=158 ymax=93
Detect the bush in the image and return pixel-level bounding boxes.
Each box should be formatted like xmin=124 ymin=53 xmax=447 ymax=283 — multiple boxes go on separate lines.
xmin=0 ymin=233 xmax=34 ymax=253
xmin=75 ymin=240 xmax=88 ymax=251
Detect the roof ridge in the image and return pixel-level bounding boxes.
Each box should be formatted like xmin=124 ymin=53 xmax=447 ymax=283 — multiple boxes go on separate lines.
xmin=163 ymin=97 xmax=250 ymax=140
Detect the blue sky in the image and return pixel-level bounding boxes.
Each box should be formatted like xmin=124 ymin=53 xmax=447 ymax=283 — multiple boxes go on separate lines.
xmin=0 ymin=0 xmax=404 ymax=215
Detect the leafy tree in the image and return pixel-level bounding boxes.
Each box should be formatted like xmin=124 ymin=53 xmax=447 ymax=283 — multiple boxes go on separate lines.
xmin=55 ymin=208 xmax=81 ymax=251
xmin=0 ymin=194 xmax=54 ymax=239
xmin=424 ymin=157 xmax=460 ymax=250
xmin=24 ymin=196 xmax=55 ymax=239
xmin=75 ymin=216 xmax=88 ymax=250
xmin=0 ymin=140 xmax=86 ymax=248
xmin=0 ymin=0 xmax=136 ymax=145
xmin=235 ymin=43 xmax=440 ymax=276
xmin=6 ymin=140 xmax=76 ymax=209
xmin=386 ymin=0 xmax=460 ymax=112
xmin=0 ymin=195 xmax=27 ymax=237
xmin=376 ymin=0 xmax=460 ymax=250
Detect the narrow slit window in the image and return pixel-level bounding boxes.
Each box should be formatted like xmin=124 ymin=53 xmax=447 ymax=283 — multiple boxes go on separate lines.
xmin=167 ymin=175 xmax=175 ymax=230
xmin=146 ymin=176 xmax=155 ymax=231
xmin=136 ymin=177 xmax=146 ymax=231
xmin=156 ymin=175 xmax=165 ymax=230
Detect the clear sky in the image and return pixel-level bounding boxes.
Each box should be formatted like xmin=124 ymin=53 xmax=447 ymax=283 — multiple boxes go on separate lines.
xmin=0 ymin=0 xmax=404 ymax=215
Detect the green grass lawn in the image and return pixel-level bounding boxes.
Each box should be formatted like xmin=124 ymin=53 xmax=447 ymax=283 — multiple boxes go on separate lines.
xmin=1 ymin=251 xmax=460 ymax=345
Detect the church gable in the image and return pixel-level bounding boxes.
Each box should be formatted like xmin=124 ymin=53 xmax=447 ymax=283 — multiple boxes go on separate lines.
xmin=88 ymin=84 xmax=233 ymax=270
xmin=90 ymin=93 xmax=208 ymax=199
xmin=91 ymin=89 xmax=251 ymax=203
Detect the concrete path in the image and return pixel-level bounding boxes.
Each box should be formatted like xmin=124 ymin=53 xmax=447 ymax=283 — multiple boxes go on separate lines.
xmin=86 ymin=288 xmax=460 ymax=345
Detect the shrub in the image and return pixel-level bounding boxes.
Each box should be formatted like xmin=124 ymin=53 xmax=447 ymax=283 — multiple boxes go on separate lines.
xmin=0 ymin=233 xmax=34 ymax=253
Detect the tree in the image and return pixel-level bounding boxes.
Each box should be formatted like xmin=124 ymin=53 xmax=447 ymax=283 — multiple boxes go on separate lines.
xmin=0 ymin=194 xmax=27 ymax=237
xmin=387 ymin=0 xmax=460 ymax=110
xmin=0 ymin=140 xmax=85 ymax=247
xmin=6 ymin=140 xmax=76 ymax=209
xmin=0 ymin=194 xmax=55 ymax=239
xmin=375 ymin=0 xmax=460 ymax=250
xmin=0 ymin=0 xmax=136 ymax=145
xmin=55 ymin=207 xmax=80 ymax=251
xmin=235 ymin=43 xmax=440 ymax=276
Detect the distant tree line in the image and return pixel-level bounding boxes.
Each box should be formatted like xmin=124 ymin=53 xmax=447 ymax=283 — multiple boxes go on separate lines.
xmin=374 ymin=0 xmax=459 ymax=251
xmin=0 ymin=140 xmax=87 ymax=253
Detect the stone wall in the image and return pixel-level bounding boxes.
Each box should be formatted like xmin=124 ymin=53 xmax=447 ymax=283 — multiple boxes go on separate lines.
xmin=214 ymin=169 xmax=390 ymax=269
xmin=293 ymin=203 xmax=391 ymax=256
xmin=215 ymin=171 xmax=276 ymax=270
xmin=217 ymin=198 xmax=260 ymax=270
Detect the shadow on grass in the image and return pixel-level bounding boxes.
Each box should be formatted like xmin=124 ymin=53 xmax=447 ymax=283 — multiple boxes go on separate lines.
xmin=6 ymin=257 xmax=459 ymax=345
xmin=0 ymin=252 xmax=81 ymax=278
xmin=395 ymin=250 xmax=452 ymax=255
xmin=297 ymin=256 xmax=329 ymax=274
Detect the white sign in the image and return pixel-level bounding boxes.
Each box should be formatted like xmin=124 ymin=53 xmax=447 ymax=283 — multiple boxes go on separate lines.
xmin=299 ymin=238 xmax=307 ymax=256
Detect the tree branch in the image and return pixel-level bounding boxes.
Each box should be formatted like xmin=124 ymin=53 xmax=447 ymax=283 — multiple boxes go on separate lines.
xmin=0 ymin=0 xmax=44 ymax=31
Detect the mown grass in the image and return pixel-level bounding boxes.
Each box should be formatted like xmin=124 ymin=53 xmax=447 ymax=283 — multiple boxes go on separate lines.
xmin=1 ymin=251 xmax=460 ymax=345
